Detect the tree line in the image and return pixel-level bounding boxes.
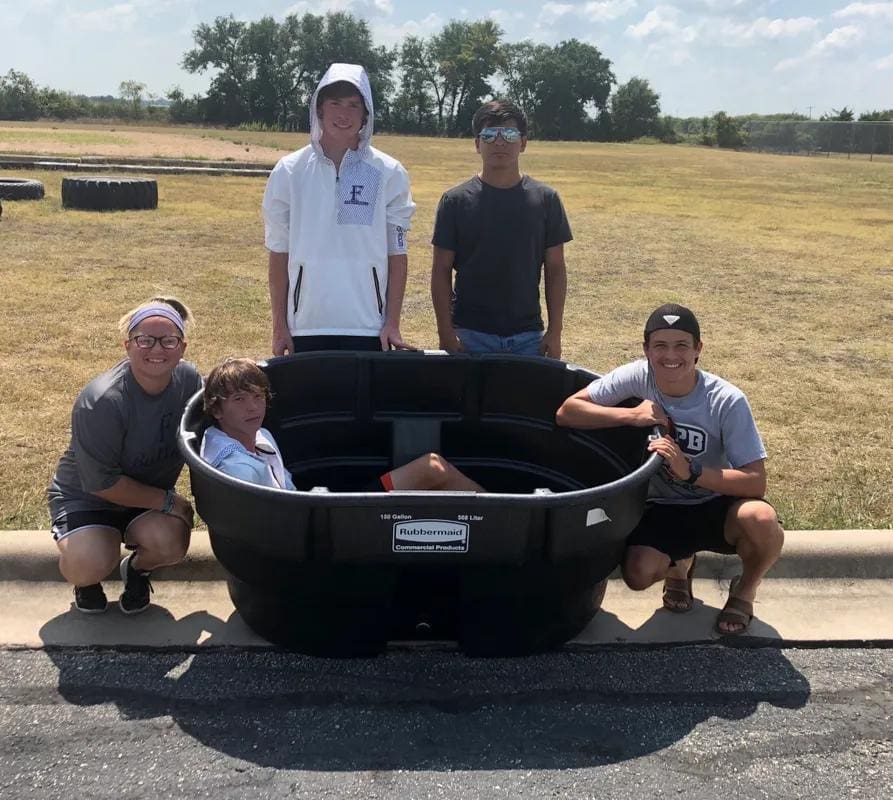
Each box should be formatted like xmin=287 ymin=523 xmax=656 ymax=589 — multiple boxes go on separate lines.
xmin=2 ymin=11 xmax=890 ymax=147
xmin=0 ymin=12 xmax=671 ymax=142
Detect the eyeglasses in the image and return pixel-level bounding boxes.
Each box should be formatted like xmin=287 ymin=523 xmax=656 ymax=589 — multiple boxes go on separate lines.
xmin=129 ymin=334 xmax=183 ymax=350
xmin=477 ymin=126 xmax=523 ymax=144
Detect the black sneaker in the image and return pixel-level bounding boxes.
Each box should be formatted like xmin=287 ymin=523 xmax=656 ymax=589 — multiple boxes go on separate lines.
xmin=119 ymin=554 xmax=153 ymax=615
xmin=74 ymin=583 xmax=108 ymax=614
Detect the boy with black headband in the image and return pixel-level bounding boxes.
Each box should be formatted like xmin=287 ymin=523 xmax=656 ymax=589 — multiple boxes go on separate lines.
xmin=556 ymin=303 xmax=784 ymax=635
xmin=431 ymin=99 xmax=572 ymax=358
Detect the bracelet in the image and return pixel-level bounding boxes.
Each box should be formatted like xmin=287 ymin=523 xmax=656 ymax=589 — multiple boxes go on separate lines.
xmin=161 ymin=489 xmax=175 ymax=514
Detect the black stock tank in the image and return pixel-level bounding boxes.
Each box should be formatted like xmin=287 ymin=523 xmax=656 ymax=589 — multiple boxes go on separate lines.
xmin=179 ymin=351 xmax=661 ymax=656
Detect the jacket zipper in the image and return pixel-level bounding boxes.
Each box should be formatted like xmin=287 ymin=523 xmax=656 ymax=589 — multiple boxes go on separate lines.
xmin=371 ymin=266 xmax=384 ymax=315
xmin=292 ymin=265 xmax=304 ymax=314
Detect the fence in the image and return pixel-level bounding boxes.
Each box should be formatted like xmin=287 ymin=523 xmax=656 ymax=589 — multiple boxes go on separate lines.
xmin=743 ymin=119 xmax=893 ymax=161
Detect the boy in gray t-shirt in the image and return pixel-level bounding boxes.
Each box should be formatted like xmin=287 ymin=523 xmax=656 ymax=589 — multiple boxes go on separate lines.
xmin=556 ymin=303 xmax=783 ymax=636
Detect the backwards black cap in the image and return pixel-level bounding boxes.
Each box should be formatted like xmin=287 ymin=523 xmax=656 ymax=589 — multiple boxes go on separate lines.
xmin=644 ymin=303 xmax=701 ymax=342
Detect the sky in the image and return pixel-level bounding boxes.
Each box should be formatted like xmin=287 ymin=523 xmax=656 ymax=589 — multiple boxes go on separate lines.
xmin=2 ymin=0 xmax=891 ymax=117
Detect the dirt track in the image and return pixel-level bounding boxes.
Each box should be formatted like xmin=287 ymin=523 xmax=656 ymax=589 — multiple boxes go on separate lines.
xmin=0 ymin=125 xmax=288 ymax=162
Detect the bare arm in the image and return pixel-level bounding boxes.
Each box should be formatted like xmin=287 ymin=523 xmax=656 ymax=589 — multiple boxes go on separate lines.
xmin=268 ymin=250 xmax=291 ymax=356
xmin=431 ymin=246 xmax=460 ymax=352
xmin=380 ymin=253 xmax=410 ymax=350
xmin=648 ymin=436 xmax=769 ymax=497
xmin=556 ymin=388 xmax=669 ymax=430
xmin=93 ymin=477 xmax=194 ymax=527
xmin=540 ymin=243 xmax=567 ymax=359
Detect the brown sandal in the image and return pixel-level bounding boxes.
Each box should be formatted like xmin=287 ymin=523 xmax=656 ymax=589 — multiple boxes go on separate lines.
xmin=715 ymin=576 xmax=754 ymax=635
xmin=662 ymin=555 xmax=697 ymax=613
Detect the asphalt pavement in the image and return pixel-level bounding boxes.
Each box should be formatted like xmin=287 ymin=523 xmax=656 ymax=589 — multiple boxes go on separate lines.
xmin=1 ymin=647 xmax=890 ymax=799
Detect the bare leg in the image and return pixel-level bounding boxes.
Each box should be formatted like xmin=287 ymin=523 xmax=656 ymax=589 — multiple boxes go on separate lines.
xmin=56 ymin=527 xmax=121 ymax=586
xmin=622 ymin=545 xmax=695 ymax=610
xmin=719 ymin=499 xmax=784 ymax=633
xmin=125 ymin=511 xmax=191 ymax=571
xmin=621 ymin=544 xmax=672 ymax=591
xmin=388 ymin=453 xmax=484 ymax=492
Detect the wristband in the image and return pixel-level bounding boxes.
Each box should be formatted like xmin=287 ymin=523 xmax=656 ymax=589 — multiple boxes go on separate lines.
xmin=161 ymin=489 xmax=175 ymax=514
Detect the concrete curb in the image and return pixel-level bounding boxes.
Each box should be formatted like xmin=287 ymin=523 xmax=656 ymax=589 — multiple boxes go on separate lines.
xmin=2 ymin=529 xmax=891 ymax=583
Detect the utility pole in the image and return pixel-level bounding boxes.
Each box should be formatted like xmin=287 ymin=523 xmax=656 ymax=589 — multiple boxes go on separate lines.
xmin=807 ymin=105 xmax=813 ymax=119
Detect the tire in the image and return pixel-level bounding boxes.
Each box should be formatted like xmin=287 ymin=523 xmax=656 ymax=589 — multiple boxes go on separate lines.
xmin=61 ymin=176 xmax=158 ymax=211
xmin=0 ymin=178 xmax=45 ymax=200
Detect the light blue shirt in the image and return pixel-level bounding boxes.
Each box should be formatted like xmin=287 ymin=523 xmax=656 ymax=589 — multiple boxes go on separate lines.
xmin=200 ymin=426 xmax=296 ymax=491
xmin=587 ymin=360 xmax=766 ymax=504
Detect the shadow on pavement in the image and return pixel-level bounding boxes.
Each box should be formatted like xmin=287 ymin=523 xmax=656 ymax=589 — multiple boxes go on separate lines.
xmin=40 ymin=608 xmax=811 ymax=770
xmin=584 ymin=597 xmax=785 ymax=643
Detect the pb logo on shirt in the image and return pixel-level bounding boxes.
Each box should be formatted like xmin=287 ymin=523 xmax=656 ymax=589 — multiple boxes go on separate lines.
xmin=673 ymin=422 xmax=708 ymax=456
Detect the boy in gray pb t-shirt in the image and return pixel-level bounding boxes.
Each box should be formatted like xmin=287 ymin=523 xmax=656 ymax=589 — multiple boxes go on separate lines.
xmin=556 ymin=303 xmax=784 ymax=636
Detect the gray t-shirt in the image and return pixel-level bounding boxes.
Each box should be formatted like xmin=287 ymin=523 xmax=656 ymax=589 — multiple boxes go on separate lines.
xmin=586 ymin=360 xmax=767 ymax=504
xmin=48 ymin=360 xmax=202 ymax=519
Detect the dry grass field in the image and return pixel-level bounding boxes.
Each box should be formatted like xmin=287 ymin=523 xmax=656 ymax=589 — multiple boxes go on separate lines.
xmin=1 ymin=122 xmax=890 ymax=530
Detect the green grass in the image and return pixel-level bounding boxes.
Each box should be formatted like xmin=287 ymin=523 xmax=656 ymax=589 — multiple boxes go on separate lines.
xmin=0 ymin=131 xmax=891 ymax=530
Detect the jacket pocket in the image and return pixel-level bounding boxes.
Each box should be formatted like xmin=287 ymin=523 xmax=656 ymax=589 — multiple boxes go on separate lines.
xmin=371 ymin=266 xmax=384 ymax=315
xmin=292 ymin=264 xmax=304 ymax=315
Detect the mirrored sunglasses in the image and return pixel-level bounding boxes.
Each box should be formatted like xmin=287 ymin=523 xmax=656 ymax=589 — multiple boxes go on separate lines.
xmin=478 ymin=126 xmax=523 ymax=144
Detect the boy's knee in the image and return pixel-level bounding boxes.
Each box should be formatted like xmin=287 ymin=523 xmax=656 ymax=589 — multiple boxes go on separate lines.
xmin=59 ymin=549 xmax=118 ymax=586
xmin=737 ymin=503 xmax=784 ymax=555
xmin=132 ymin=522 xmax=189 ymax=566
xmin=427 ymin=453 xmax=449 ymax=480
xmin=622 ymin=550 xmax=662 ymax=591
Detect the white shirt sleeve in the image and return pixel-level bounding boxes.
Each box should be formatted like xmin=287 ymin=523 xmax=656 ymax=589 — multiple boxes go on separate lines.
xmin=384 ymin=161 xmax=416 ymax=231
xmin=262 ymin=160 xmax=291 ymax=253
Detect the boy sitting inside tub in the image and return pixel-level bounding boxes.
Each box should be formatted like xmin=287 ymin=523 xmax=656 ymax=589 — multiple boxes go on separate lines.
xmin=201 ymin=358 xmax=482 ymax=492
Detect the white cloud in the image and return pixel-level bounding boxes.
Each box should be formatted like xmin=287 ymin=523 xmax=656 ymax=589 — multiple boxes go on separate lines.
xmin=626 ymin=5 xmax=696 ymax=42
xmin=67 ymin=3 xmax=138 ymax=33
xmin=877 ymin=52 xmax=893 ymax=68
xmin=817 ymin=24 xmax=864 ymax=50
xmin=373 ymin=13 xmax=444 ymax=46
xmin=671 ymin=0 xmax=747 ymax=14
xmin=284 ymin=0 xmax=394 ymax=18
xmin=581 ymin=0 xmax=638 ymax=22
xmin=774 ymin=24 xmax=865 ymax=71
xmin=488 ymin=8 xmax=526 ymax=26
xmin=63 ymin=0 xmax=197 ymax=33
xmin=833 ymin=2 xmax=893 ymax=22
xmin=537 ymin=0 xmax=634 ymax=27
xmin=540 ymin=1 xmax=575 ymax=19
xmin=723 ymin=16 xmax=818 ymax=42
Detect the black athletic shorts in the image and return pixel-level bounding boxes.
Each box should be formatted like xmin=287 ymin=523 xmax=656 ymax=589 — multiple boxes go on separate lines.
xmin=291 ymin=335 xmax=383 ymax=352
xmin=51 ymin=508 xmax=153 ymax=543
xmin=626 ymin=495 xmax=753 ymax=563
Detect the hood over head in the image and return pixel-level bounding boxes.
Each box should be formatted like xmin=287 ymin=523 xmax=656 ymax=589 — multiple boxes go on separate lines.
xmin=310 ymin=63 xmax=374 ymax=154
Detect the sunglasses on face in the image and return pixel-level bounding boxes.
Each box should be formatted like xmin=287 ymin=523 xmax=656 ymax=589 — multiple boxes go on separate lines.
xmin=477 ymin=126 xmax=523 ymax=144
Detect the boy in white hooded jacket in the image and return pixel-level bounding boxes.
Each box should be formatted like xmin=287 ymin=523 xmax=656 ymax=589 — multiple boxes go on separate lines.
xmin=263 ymin=63 xmax=416 ymax=355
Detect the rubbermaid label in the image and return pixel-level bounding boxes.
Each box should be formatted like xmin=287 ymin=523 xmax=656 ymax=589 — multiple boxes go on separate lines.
xmin=393 ymin=519 xmax=469 ymax=553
